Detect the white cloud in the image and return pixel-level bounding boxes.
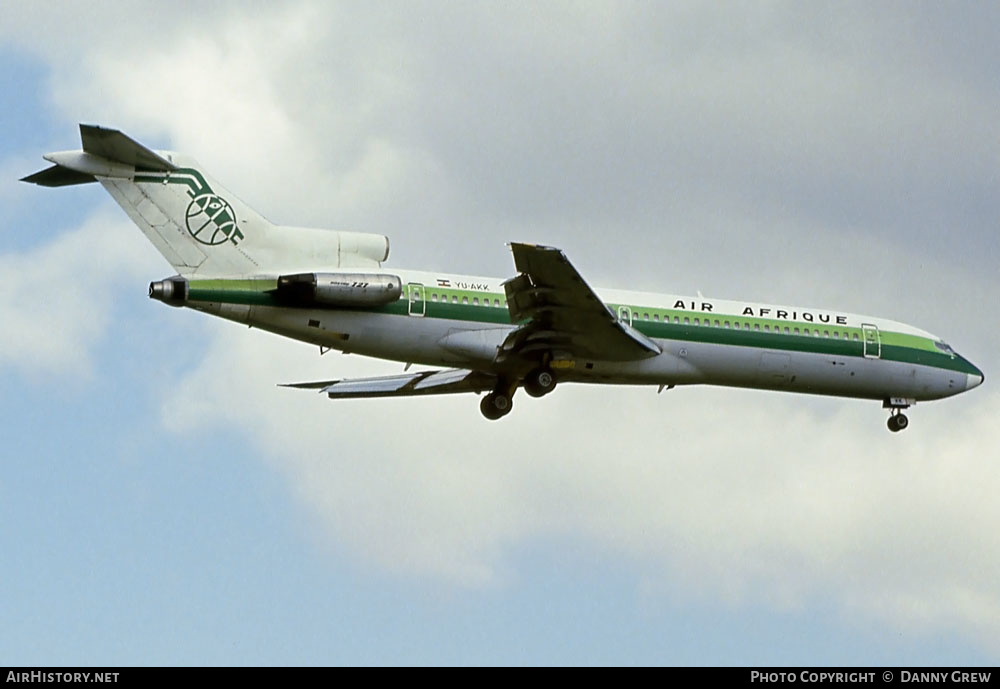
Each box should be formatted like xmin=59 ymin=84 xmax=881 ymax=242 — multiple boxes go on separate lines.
xmin=161 ymin=326 xmax=534 ymax=587
xmin=0 ymin=208 xmax=161 ymax=375
xmin=0 ymin=153 xmax=43 ymax=217
xmin=6 ymin=0 xmax=999 ymax=657
xmin=162 ymin=322 xmax=1000 ymax=653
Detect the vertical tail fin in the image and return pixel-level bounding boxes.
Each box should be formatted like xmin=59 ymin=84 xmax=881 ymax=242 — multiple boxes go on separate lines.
xmin=22 ymin=124 xmax=269 ymax=276
xmin=100 ymin=156 xmax=271 ymax=276
xmin=23 ymin=125 xmax=391 ymax=278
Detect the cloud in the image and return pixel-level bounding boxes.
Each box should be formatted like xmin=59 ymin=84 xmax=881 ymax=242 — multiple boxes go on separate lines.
xmin=0 ymin=207 xmax=161 ymax=376
xmin=162 ymin=321 xmax=1000 ymax=653
xmin=7 ymin=0 xmax=999 ymax=658
xmin=0 ymin=153 xmax=42 ymax=218
xmin=13 ymin=4 xmax=998 ymax=241
xmin=161 ymin=327 xmax=532 ymax=587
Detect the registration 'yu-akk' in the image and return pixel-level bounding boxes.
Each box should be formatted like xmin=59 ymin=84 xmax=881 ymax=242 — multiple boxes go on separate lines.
xmin=24 ymin=126 xmax=984 ymax=432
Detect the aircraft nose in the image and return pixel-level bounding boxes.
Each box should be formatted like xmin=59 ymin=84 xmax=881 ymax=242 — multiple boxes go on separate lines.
xmin=965 ymin=362 xmax=984 ymax=391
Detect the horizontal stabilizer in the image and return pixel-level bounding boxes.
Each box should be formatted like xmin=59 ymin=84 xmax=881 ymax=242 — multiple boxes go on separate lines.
xmin=79 ymin=124 xmax=176 ymax=171
xmin=281 ymin=368 xmax=496 ymax=399
xmin=21 ymin=124 xmax=176 ymax=188
xmin=20 ymin=164 xmax=96 ymax=187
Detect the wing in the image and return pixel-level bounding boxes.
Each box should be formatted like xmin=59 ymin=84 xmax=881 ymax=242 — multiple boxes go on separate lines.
xmin=499 ymin=243 xmax=661 ymax=362
xmin=281 ymin=368 xmax=497 ymax=399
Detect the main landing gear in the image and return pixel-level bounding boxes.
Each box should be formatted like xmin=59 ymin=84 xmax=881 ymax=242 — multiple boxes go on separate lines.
xmin=523 ymin=366 xmax=557 ymax=398
xmin=480 ymin=367 xmax=558 ymax=420
xmin=480 ymin=388 xmax=514 ymax=420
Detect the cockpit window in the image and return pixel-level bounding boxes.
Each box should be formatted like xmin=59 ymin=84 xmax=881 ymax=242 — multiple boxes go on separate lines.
xmin=934 ymin=341 xmax=955 ymax=356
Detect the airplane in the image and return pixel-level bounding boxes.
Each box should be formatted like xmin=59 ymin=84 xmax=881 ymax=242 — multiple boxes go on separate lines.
xmin=23 ymin=125 xmax=984 ymax=432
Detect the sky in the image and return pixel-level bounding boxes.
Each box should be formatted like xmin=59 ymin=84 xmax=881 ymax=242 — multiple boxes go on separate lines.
xmin=1 ymin=1 xmax=998 ymax=666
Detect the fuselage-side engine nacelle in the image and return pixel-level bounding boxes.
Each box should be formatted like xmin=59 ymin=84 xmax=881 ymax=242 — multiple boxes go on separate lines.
xmin=274 ymin=273 xmax=402 ymax=307
xmin=149 ymin=273 xmax=403 ymax=309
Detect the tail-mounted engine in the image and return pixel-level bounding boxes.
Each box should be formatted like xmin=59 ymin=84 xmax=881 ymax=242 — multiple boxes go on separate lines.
xmin=274 ymin=273 xmax=402 ymax=307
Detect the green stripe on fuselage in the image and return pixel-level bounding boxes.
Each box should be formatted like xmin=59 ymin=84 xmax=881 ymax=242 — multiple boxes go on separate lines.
xmin=187 ymin=278 xmax=280 ymax=306
xmin=183 ymin=281 xmax=976 ymax=375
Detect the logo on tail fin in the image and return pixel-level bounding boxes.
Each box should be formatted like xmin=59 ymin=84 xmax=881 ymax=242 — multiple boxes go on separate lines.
xmin=186 ymin=193 xmax=239 ymax=246
xmin=134 ymin=168 xmax=245 ymax=246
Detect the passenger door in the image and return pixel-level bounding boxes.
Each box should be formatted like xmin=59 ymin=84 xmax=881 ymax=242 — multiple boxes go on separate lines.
xmin=862 ymin=324 xmax=880 ymax=358
xmin=407 ymin=283 xmax=425 ymax=317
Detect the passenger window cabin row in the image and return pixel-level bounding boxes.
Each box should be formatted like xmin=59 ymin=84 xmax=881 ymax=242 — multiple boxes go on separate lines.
xmin=634 ymin=311 xmax=861 ymax=341
xmin=420 ymin=291 xmax=506 ymax=308
xmin=405 ymin=290 xmax=864 ymax=342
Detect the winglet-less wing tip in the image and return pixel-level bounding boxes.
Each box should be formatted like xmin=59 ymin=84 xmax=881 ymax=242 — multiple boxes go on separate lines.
xmin=278 ymin=380 xmax=339 ymax=391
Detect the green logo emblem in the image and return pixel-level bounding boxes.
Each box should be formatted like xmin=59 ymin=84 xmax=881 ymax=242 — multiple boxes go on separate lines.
xmin=185 ymin=193 xmax=238 ymax=246
xmin=134 ymin=168 xmax=245 ymax=246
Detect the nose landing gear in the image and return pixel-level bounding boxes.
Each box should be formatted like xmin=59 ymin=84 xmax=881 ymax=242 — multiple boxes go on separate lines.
xmin=884 ymin=398 xmax=913 ymax=432
xmin=887 ymin=411 xmax=909 ymax=433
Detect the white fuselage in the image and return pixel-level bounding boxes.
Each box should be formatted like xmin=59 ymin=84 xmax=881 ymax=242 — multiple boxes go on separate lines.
xmin=191 ymin=268 xmax=981 ymax=404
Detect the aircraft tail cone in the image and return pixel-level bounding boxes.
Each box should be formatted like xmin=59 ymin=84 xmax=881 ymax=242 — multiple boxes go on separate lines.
xmin=149 ymin=278 xmax=188 ymax=306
